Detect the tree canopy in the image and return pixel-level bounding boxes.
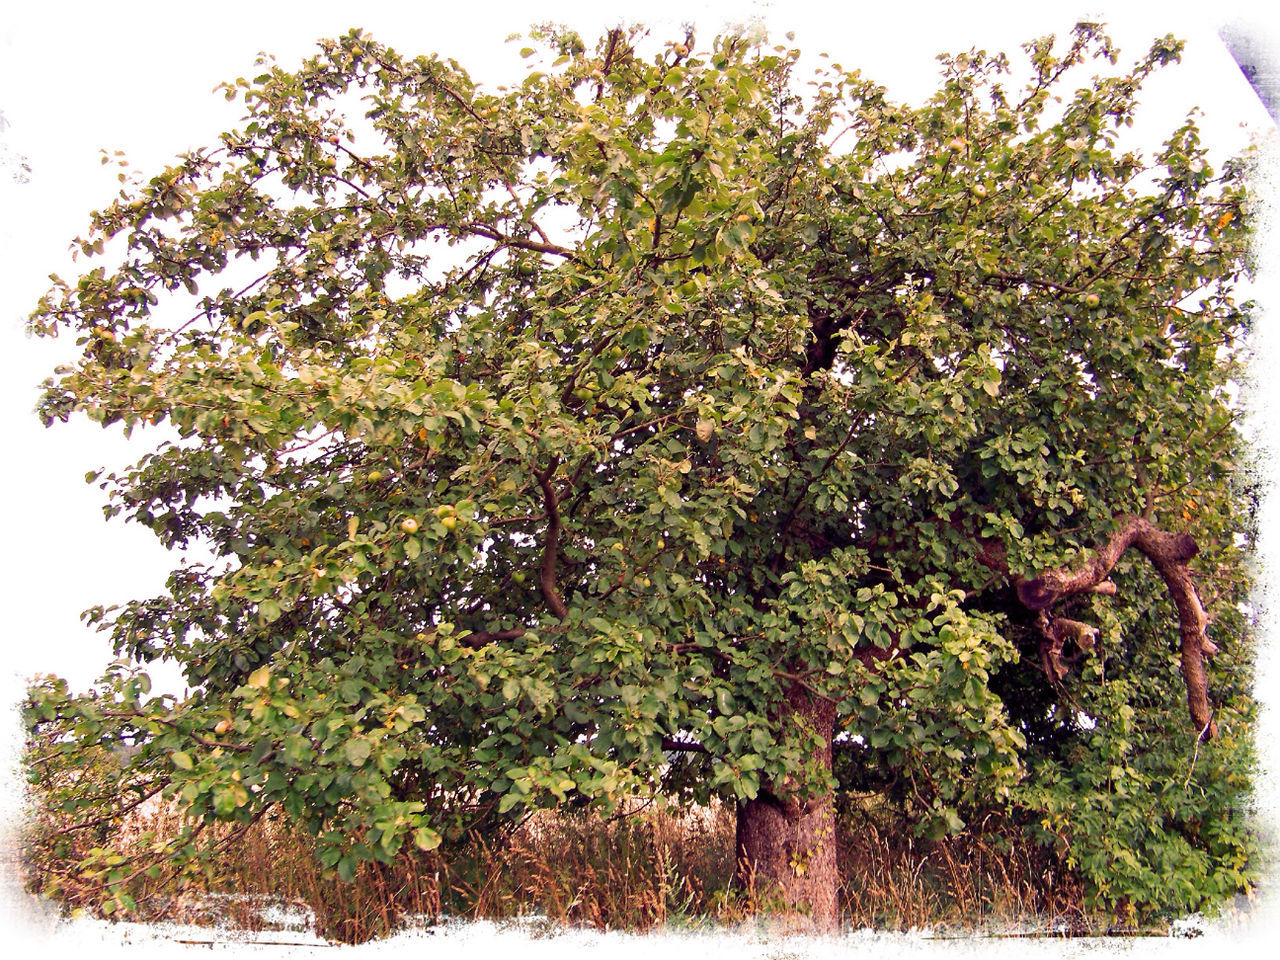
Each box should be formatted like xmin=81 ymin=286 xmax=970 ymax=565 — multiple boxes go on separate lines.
xmin=23 ymin=23 xmax=1258 ymax=930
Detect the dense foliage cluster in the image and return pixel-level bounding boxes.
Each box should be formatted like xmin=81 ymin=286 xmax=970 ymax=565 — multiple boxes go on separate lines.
xmin=24 ymin=23 xmax=1257 ymax=927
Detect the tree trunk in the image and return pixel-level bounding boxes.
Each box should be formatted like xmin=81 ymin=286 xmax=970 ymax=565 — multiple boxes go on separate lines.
xmin=734 ymin=686 xmax=838 ymax=930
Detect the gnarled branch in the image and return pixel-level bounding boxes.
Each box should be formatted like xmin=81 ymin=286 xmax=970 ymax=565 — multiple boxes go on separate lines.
xmin=1018 ymin=515 xmax=1218 ymax=738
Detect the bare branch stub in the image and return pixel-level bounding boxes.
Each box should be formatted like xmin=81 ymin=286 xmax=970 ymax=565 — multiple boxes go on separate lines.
xmin=1017 ymin=515 xmax=1218 ymax=738
xmin=1038 ymin=616 xmax=1100 ymax=681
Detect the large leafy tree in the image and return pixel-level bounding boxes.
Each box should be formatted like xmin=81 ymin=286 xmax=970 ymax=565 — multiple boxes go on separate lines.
xmin=24 ymin=24 xmax=1256 ymax=929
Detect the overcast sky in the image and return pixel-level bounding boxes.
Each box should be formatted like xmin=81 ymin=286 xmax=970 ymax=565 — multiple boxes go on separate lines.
xmin=2 ymin=0 xmax=1279 ymax=951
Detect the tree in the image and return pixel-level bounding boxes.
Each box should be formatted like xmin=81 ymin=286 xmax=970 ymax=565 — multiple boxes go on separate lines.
xmin=23 ymin=24 xmax=1257 ymax=931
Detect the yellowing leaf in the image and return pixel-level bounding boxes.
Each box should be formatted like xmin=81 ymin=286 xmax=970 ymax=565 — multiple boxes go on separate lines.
xmin=414 ymin=826 xmax=442 ymax=851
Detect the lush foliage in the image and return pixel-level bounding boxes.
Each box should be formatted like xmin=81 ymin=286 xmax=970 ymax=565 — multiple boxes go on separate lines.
xmin=24 ymin=23 xmax=1256 ymax=925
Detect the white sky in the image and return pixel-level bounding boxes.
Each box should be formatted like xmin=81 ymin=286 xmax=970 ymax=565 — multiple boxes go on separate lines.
xmin=2 ymin=0 xmax=1279 ymax=953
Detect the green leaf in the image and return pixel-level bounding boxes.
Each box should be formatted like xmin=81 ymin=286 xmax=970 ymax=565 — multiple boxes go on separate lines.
xmin=337 ymin=854 xmax=357 ymax=883
xmin=211 ymin=784 xmax=247 ymax=817
xmin=715 ymin=688 xmax=734 ymax=715
xmin=413 ymin=826 xmax=442 ymax=851
xmin=343 ymin=737 xmax=372 ymax=767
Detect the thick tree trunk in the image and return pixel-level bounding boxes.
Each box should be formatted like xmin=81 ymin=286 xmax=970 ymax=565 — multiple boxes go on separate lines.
xmin=734 ymin=687 xmax=838 ymax=930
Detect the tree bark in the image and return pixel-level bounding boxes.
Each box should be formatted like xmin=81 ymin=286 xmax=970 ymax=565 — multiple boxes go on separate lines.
xmin=734 ymin=686 xmax=839 ymax=930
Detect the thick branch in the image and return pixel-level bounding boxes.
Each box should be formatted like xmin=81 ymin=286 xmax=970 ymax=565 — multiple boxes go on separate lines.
xmin=451 ymin=461 xmax=570 ymax=651
xmin=1018 ymin=515 xmax=1218 ymax=737
xmin=595 ymin=28 xmax=624 ymax=103
xmin=536 ymin=462 xmax=570 ymax=620
xmin=1017 ymin=516 xmax=1197 ymax=609
xmin=461 ymin=221 xmax=576 ymax=259
xmin=458 ymin=628 xmax=527 ymax=649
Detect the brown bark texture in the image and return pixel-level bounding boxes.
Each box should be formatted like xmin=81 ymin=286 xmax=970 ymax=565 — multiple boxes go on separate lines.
xmin=734 ymin=687 xmax=839 ymax=930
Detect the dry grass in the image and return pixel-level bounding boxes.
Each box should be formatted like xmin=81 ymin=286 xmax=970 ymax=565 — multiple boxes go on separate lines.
xmin=836 ymin=803 xmax=1086 ymax=934
xmin=21 ymin=794 xmax=1085 ymax=944
xmin=439 ymin=802 xmax=739 ymax=932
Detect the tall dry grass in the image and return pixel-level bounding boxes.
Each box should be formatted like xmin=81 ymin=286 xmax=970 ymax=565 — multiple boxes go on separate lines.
xmin=836 ymin=803 xmax=1086 ymax=934
xmin=21 ymin=793 xmax=1085 ymax=943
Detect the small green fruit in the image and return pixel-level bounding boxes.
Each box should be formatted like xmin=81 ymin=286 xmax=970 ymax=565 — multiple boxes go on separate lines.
xmin=401 ymin=517 xmax=420 ymax=534
xmin=441 ymin=515 xmax=458 ymax=531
